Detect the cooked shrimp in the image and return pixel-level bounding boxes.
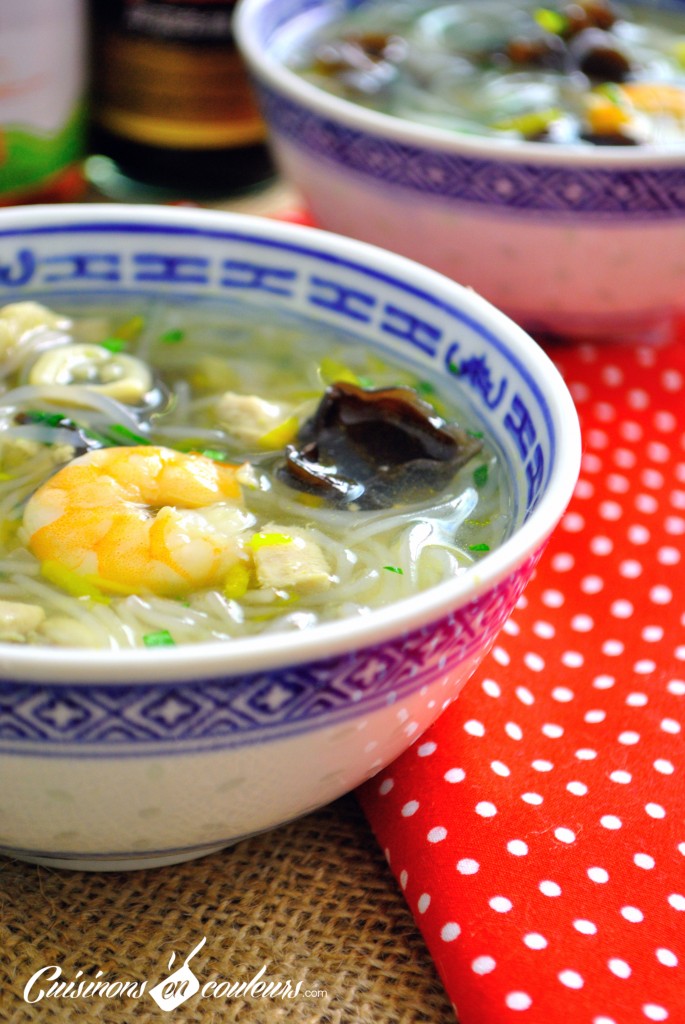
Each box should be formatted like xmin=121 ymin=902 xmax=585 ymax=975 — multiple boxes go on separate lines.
xmin=23 ymin=446 xmax=255 ymax=598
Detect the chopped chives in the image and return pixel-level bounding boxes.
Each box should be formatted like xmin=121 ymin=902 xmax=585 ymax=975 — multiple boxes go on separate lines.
xmin=469 ymin=543 xmax=491 ymax=552
xmin=383 ymin=565 xmax=404 ymax=574
xmin=159 ymin=328 xmax=185 ymax=344
xmin=143 ymin=630 xmax=175 ymax=647
xmin=99 ymin=337 xmax=127 ymax=353
xmin=108 ymin=424 xmax=151 ymax=445
xmin=473 ymin=463 xmax=489 ymax=487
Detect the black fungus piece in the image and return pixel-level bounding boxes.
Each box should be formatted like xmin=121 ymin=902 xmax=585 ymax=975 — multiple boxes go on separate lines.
xmin=278 ymin=381 xmax=484 ymax=510
xmin=568 ymin=27 xmax=632 ymax=81
xmin=506 ymin=32 xmax=568 ymax=71
xmin=580 ymin=130 xmax=638 ymax=145
xmin=561 ymin=0 xmax=618 ymax=36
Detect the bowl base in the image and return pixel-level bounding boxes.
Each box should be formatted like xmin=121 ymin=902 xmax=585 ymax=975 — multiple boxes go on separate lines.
xmin=3 ymin=843 xmax=232 ymax=873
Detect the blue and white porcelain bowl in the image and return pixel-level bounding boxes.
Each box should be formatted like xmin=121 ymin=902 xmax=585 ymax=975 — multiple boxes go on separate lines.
xmin=235 ymin=0 xmax=685 ymax=342
xmin=0 ymin=205 xmax=579 ymax=871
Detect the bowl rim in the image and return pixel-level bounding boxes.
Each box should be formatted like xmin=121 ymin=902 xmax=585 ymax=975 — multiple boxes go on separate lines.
xmin=234 ymin=0 xmax=685 ymax=167
xmin=0 ymin=203 xmax=581 ymax=683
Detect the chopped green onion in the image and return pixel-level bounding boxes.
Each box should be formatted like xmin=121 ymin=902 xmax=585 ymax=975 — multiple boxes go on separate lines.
xmin=199 ymin=448 xmax=229 ymax=462
xmin=469 ymin=543 xmax=491 ymax=552
xmin=473 ymin=464 xmax=489 ymax=487
xmin=99 ymin=337 xmax=128 ymax=353
xmin=108 ymin=424 xmax=151 ymax=446
xmin=533 ymin=7 xmax=567 ymax=34
xmin=26 ymin=410 xmax=65 ymax=428
xmin=417 ymin=380 xmax=437 ymax=396
xmin=143 ymin=630 xmax=175 ymax=647
xmin=467 ymin=429 xmax=484 ymax=439
xmin=383 ymin=565 xmax=404 ymax=574
xmin=447 ymin=361 xmax=461 ymax=377
xmin=159 ymin=328 xmax=185 ymax=344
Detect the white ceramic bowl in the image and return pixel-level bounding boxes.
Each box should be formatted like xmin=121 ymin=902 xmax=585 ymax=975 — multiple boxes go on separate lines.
xmin=235 ymin=0 xmax=685 ymax=342
xmin=0 ymin=204 xmax=579 ymax=871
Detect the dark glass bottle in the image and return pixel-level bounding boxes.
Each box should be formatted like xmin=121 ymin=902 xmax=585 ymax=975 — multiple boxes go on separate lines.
xmin=87 ymin=0 xmax=273 ymax=199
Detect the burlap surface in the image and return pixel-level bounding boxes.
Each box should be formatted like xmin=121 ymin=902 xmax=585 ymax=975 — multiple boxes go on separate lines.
xmin=0 ymin=795 xmax=454 ymax=1023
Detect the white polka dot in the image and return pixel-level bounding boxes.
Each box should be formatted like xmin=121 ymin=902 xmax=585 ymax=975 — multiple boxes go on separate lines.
xmin=508 ymin=839 xmax=528 ymax=856
xmin=610 ymin=770 xmax=632 ymax=784
xmin=542 ymin=589 xmax=564 ymax=608
xmin=634 ymin=853 xmax=655 ymax=869
xmin=476 ymin=801 xmax=497 ymax=818
xmin=588 ymin=867 xmax=610 ymax=883
xmin=601 ymin=815 xmax=622 ymax=830
xmin=635 ymin=659 xmax=657 ymax=674
xmin=521 ymin=792 xmax=543 ymax=805
xmin=643 ymin=625 xmax=664 ymax=642
xmin=606 ymin=472 xmax=629 ymax=492
xmin=656 ymin=948 xmax=678 ymax=967
xmin=562 ymin=650 xmax=584 ymax=668
xmin=523 ymin=933 xmax=548 ymax=950
xmin=417 ymin=893 xmax=431 ymax=914
xmin=585 ymin=709 xmax=606 ymax=724
xmin=573 ymin=919 xmax=597 ymax=935
xmin=555 ymin=828 xmax=576 ymax=844
xmin=621 ymin=906 xmax=644 ymax=923
xmin=401 ymin=800 xmax=420 ymax=817
xmin=619 ymin=730 xmax=641 ymax=745
xmin=552 ymin=686 xmax=574 ymax=702
xmin=524 ymin=652 xmax=545 ymax=672
xmin=503 ymin=618 xmax=520 ymax=636
xmin=506 ymin=722 xmax=523 ymax=741
xmin=464 ymin=719 xmax=485 ymax=737
xmin=667 ymin=893 xmax=685 ymax=911
xmin=400 ymin=870 xmax=408 ymax=890
xmin=594 ymin=674 xmax=615 ymax=689
xmin=627 ymin=691 xmax=649 ymax=706
xmin=444 ymin=767 xmax=465 ymax=783
xmin=559 ymin=969 xmax=584 ymax=990
xmin=539 ymin=880 xmax=562 ymax=897
xmin=661 ymin=718 xmax=681 ymax=735
xmin=642 ymin=1004 xmax=669 ymax=1021
xmin=491 ymin=760 xmax=510 ymax=776
xmin=603 ymin=639 xmax=625 ymax=656
xmin=532 ymin=759 xmax=554 ymax=772
xmin=427 ymin=826 xmax=448 ymax=843
xmin=608 ymin=958 xmax=632 ymax=979
xmin=542 ymin=723 xmax=564 ymax=739
xmin=619 ymin=559 xmax=643 ymax=578
xmin=471 ymin=955 xmax=496 ymax=975
xmin=650 ymin=585 xmax=673 ymax=605
xmin=490 ymin=896 xmax=513 ymax=913
xmin=533 ymin=620 xmax=556 ymax=639
xmin=594 ymin=1017 xmax=617 ymax=1024
xmin=635 ymin=493 xmax=659 ymax=514
xmin=567 ymin=781 xmax=588 ymax=796
xmin=599 ymin=500 xmax=623 ymax=521
xmin=646 ymin=803 xmax=666 ymax=819
xmin=629 ymin=524 xmax=651 ymax=545
xmin=591 ymin=535 xmax=613 ymax=555
xmin=417 ymin=742 xmax=437 ymax=757
xmin=552 ymin=552 xmax=574 ymax=571
xmin=515 ymin=686 xmax=535 ymax=705
xmin=611 ymin=599 xmax=634 ymax=618
xmin=482 ymin=678 xmax=501 ymax=698
xmin=576 ymin=748 xmax=597 ymax=760
xmin=456 ymin=858 xmax=480 ymax=875
xmin=441 ymin=922 xmax=461 ymax=942
xmin=668 ymin=679 xmax=685 ymax=695
xmin=563 ymin=511 xmax=585 ymax=531
xmin=654 ymin=759 xmax=675 ymax=775
xmin=657 ymin=546 xmax=680 ymax=565
xmin=665 ymin=515 xmax=685 ymax=535
xmin=379 ymin=778 xmax=394 ymax=795
xmin=492 ymin=646 xmax=510 ymax=665
xmin=571 ymin=614 xmax=594 ymax=632
xmin=505 ymin=992 xmax=532 ymax=1011
xmin=581 ymin=574 xmax=604 ymax=593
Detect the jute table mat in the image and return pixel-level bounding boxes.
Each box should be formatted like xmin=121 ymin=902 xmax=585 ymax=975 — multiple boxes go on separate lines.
xmin=0 ymin=795 xmax=453 ymax=1023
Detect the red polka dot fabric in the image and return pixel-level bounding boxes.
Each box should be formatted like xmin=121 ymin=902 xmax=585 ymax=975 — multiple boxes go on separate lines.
xmin=358 ymin=326 xmax=685 ymax=1024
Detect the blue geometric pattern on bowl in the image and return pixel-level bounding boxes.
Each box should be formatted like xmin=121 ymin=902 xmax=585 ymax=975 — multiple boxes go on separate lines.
xmin=0 ymin=557 xmax=536 ymax=757
xmin=260 ymin=85 xmax=685 ymax=221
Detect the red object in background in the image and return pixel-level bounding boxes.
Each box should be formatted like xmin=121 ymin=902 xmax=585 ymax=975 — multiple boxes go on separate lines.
xmin=359 ymin=328 xmax=685 ymax=1024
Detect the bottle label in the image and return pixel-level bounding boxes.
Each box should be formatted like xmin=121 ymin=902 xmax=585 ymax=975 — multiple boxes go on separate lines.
xmin=94 ymin=0 xmax=266 ymax=149
xmin=0 ymin=0 xmax=86 ymax=197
